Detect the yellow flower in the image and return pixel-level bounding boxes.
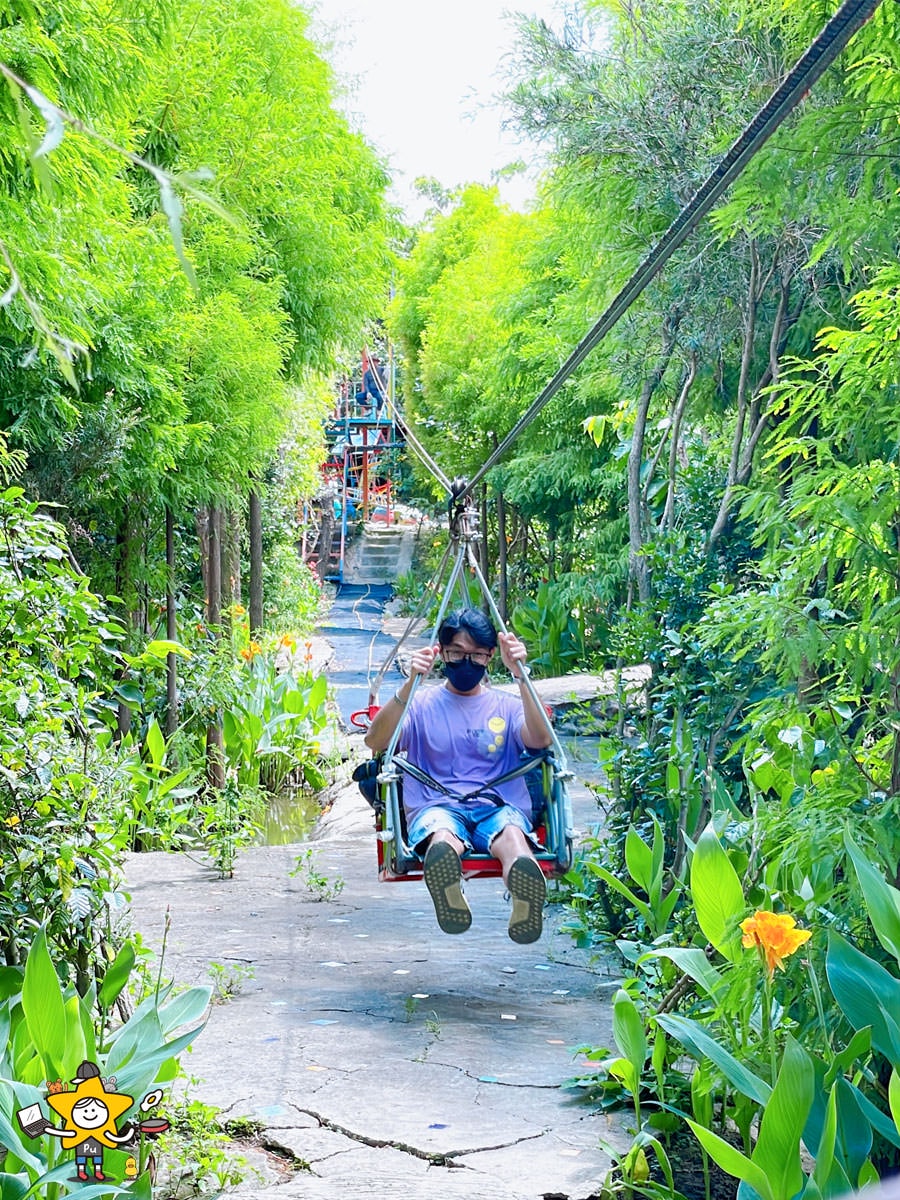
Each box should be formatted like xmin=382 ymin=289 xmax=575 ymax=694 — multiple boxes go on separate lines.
xmin=741 ymin=910 xmax=811 ymax=977
xmin=232 ymin=604 xmax=246 ymax=616
xmin=240 ymin=641 xmax=262 ymax=662
xmin=4 ymin=814 xmax=20 ymax=828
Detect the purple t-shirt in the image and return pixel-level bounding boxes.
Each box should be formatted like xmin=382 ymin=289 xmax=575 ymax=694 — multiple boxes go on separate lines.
xmin=398 ymin=684 xmax=530 ymax=818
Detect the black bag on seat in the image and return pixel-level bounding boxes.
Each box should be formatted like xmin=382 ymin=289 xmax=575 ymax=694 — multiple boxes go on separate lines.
xmin=352 ymin=757 xmax=384 ymax=813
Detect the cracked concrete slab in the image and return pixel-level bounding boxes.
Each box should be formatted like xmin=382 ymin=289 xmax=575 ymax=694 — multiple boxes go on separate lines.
xmin=124 ymin=748 xmax=629 ymax=1199
xmin=124 ymin=575 xmax=629 ymax=1199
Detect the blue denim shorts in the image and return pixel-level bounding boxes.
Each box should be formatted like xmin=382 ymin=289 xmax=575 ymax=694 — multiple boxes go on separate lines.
xmin=407 ymin=800 xmax=535 ymax=855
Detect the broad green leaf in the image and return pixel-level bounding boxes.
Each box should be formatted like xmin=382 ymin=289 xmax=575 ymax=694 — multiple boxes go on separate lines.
xmin=858 ymin=1161 xmax=880 ymax=1186
xmin=586 ymin=864 xmax=651 ymax=925
xmin=851 ymin=1079 xmax=900 ymax=1150
xmin=21 ymin=928 xmax=67 ymax=1078
xmin=114 ymin=682 xmax=144 ymax=705
xmin=607 ymin=1056 xmax=638 ymax=1093
xmin=687 ymin=1120 xmax=773 ymax=1200
xmin=826 ymin=931 xmax=900 ymax=1064
xmin=656 ymin=1013 xmax=771 ymax=1105
xmin=156 ymin=985 xmax=212 ymax=1036
xmin=845 ymin=834 xmax=900 ymax=966
xmin=690 ymin=823 xmax=745 ymax=962
xmin=0 ymin=967 xmax=23 ymax=1001
xmin=625 ymin=826 xmax=653 ymax=894
xmin=0 ymin=1173 xmax=29 ymax=1200
xmin=145 ymin=639 xmax=191 ymax=659
xmin=824 ymin=1026 xmax=871 ymax=1087
xmin=612 ymin=989 xmax=646 ymax=1078
xmin=751 ymin=1037 xmax=812 ymax=1200
xmin=835 ymin=1078 xmax=873 ymax=1184
xmin=99 ymin=941 xmax=136 ymax=1009
xmin=890 ymin=1069 xmax=900 ymax=1134
xmin=112 ymin=1018 xmax=208 ymax=1097
xmin=647 ymin=946 xmax=726 ymax=1001
xmin=309 ymin=673 xmax=328 ymax=708
xmin=23 ymin=1156 xmax=130 ymax=1198
xmin=61 ymin=992 xmax=87 ymax=1080
xmin=145 ymin=718 xmax=166 ymax=767
xmin=0 ymin=1084 xmax=42 ymax=1172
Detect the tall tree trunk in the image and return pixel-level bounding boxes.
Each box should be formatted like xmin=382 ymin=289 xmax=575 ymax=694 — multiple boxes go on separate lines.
xmin=249 ymin=487 xmax=263 ymax=634
xmin=221 ymin=506 xmax=242 ymax=611
xmin=479 ymin=484 xmax=490 ymax=597
xmin=165 ymin=504 xmax=178 ymax=738
xmin=196 ymin=507 xmax=211 ymax=603
xmin=205 ymin=505 xmax=225 ymax=790
xmin=662 ymin=353 xmax=697 ymax=534
xmin=115 ymin=506 xmax=141 ymax=742
xmin=708 ymin=254 xmax=799 ymax=553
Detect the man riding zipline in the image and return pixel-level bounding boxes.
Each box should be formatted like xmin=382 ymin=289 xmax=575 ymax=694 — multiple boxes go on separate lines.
xmin=365 ymin=607 xmax=550 ymax=943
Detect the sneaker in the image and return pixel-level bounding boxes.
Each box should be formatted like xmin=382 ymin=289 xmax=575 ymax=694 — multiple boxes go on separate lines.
xmin=507 ymin=857 xmax=546 ymax=944
xmin=423 ymin=842 xmax=472 ymax=935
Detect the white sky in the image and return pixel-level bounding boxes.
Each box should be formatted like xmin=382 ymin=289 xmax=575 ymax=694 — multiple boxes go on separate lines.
xmin=309 ymin=0 xmax=566 ymax=221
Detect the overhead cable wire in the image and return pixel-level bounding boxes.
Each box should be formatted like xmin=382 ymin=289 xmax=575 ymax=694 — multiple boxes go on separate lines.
xmin=456 ymin=0 xmax=882 ymax=501
xmin=393 ymin=410 xmax=454 ymax=493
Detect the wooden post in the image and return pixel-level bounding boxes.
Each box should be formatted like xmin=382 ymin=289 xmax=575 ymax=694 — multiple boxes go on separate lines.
xmin=165 ymin=504 xmax=178 ymax=737
xmin=205 ymin=505 xmax=225 ymax=790
xmin=249 ymin=487 xmax=263 ymax=635
xmin=361 ymin=423 xmax=370 ymax=522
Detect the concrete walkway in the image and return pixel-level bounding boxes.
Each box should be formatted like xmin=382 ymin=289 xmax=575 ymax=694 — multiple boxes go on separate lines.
xmin=125 ymin=750 xmax=627 ymax=1199
xmin=124 ymin=556 xmax=629 ymax=1199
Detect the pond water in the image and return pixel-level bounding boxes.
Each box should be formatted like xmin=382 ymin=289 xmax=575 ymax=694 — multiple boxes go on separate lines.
xmin=255 ymin=789 xmax=321 ymax=846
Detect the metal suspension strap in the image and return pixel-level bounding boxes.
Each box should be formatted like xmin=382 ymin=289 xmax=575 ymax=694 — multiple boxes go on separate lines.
xmin=457 ymin=0 xmax=882 ymax=502
xmin=380 ymin=479 xmax=572 ymax=782
xmin=365 ymin=535 xmax=455 ymax=707
xmin=380 ymin=529 xmax=470 ymax=775
xmin=462 ymin=540 xmax=572 ymax=777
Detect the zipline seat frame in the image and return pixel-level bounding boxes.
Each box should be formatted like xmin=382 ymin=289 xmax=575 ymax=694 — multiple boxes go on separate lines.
xmin=372 ymin=480 xmax=575 ymax=882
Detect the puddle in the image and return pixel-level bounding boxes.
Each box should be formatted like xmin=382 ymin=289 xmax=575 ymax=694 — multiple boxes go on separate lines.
xmin=255 ymin=790 xmax=321 ymax=845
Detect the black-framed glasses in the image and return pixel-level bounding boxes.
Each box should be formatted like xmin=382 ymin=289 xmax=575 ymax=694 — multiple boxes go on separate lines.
xmin=442 ymin=649 xmax=492 ymax=666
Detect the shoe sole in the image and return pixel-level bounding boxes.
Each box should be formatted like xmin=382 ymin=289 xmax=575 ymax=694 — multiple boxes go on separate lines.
xmin=424 ymin=843 xmax=472 ymax=935
xmin=507 ymin=857 xmax=546 ymax=944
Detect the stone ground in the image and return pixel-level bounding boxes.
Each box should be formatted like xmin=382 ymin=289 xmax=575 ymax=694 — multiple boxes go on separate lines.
xmin=125 ymin=533 xmax=632 ymax=1199
xmin=125 ymin=742 xmax=630 ymax=1200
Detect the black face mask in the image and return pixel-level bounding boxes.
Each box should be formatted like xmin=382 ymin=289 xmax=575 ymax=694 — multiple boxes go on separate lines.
xmin=442 ymin=658 xmax=487 ymax=692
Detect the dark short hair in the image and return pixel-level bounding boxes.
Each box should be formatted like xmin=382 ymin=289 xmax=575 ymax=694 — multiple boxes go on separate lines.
xmin=437 ymin=607 xmax=497 ymax=650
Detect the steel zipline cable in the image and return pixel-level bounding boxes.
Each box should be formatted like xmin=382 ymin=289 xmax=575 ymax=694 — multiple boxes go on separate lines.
xmin=436 ymin=0 xmax=882 ymax=503
xmin=392 ymin=409 xmax=453 ymax=493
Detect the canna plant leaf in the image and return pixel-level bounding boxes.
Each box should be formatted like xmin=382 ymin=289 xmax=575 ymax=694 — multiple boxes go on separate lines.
xmin=20 ymin=928 xmax=67 ymax=1079
xmin=98 ymin=941 xmax=137 ymax=1010
xmin=612 ymin=988 xmax=647 ymax=1083
xmin=750 ymin=1037 xmax=813 ymax=1200
xmin=826 ymin=931 xmax=900 ymax=1065
xmin=655 ymin=1012 xmax=771 ymax=1105
xmin=890 ymin=1069 xmax=900 ymax=1135
xmin=845 ymin=833 xmax=900 ymax=967
xmin=690 ymin=823 xmax=745 ymax=962
xmin=686 ymin=1120 xmax=773 ymax=1200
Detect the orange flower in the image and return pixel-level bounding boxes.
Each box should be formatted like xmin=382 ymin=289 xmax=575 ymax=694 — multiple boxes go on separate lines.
xmin=279 ymin=634 xmax=296 ymax=650
xmin=741 ymin=911 xmax=811 ymax=977
xmin=240 ymin=641 xmax=261 ymax=662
